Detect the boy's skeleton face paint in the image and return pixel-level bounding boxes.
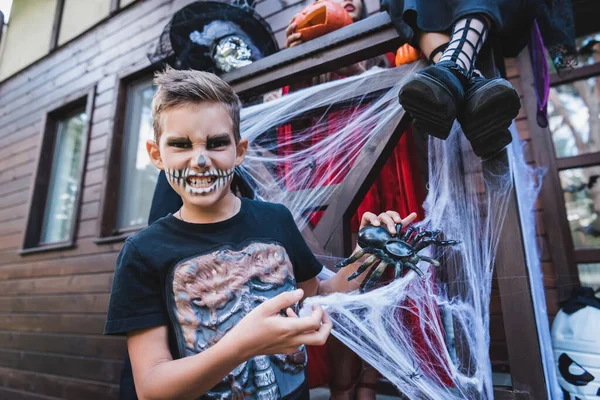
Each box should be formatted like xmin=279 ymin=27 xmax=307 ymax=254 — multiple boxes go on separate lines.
xmin=165 ymin=166 xmax=235 ymax=195
xmin=197 ymin=154 xmax=207 ymax=168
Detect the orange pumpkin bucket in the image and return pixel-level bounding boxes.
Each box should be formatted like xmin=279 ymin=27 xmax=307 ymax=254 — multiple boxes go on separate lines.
xmin=395 ymin=43 xmax=421 ymax=66
xmin=294 ymin=0 xmax=353 ymax=42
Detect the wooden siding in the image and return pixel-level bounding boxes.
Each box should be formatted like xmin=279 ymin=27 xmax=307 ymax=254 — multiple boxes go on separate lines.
xmin=0 ymin=0 xmax=553 ymax=399
xmin=0 ymin=1 xmax=215 ymax=398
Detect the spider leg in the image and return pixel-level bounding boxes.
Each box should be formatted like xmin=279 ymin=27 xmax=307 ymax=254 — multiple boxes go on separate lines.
xmin=347 ymin=254 xmax=379 ymax=281
xmin=394 ymin=261 xmax=404 ymax=280
xmin=417 ymin=255 xmax=441 ymax=267
xmin=361 ymin=261 xmax=389 ymax=292
xmin=410 ymin=230 xmax=431 ymax=246
xmin=400 ymin=226 xmax=416 ymax=241
xmin=404 ymin=261 xmax=424 ymax=278
xmin=439 ymin=239 xmax=461 ymax=246
xmin=334 ymin=249 xmax=366 ymax=268
xmin=395 ymin=223 xmax=404 ymax=238
xmin=414 ymin=238 xmax=436 ymax=252
xmin=414 ymin=238 xmax=460 ymax=252
xmin=430 ymin=229 xmax=442 ymax=238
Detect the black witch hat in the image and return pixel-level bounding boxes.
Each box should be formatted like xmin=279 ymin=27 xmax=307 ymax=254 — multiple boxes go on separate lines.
xmin=149 ymin=0 xmax=279 ymax=73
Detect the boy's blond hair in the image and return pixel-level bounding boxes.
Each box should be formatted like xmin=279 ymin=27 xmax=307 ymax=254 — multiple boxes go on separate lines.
xmin=152 ymin=68 xmax=242 ymax=142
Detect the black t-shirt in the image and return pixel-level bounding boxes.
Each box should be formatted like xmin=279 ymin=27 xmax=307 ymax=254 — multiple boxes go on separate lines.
xmin=105 ymin=198 xmax=323 ymax=400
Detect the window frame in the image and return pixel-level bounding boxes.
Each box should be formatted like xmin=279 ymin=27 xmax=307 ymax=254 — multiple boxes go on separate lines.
xmin=49 ymin=0 xmax=137 ymax=51
xmin=96 ymin=65 xmax=158 ymax=242
xmin=0 ymin=0 xmax=142 ymax=83
xmin=522 ymin=41 xmax=600 ymax=300
xmin=20 ymin=87 xmax=95 ymax=255
xmin=550 ymin=61 xmax=600 ymax=264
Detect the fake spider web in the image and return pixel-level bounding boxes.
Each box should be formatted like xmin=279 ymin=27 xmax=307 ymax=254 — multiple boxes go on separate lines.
xmin=238 ymin=64 xmax=560 ymax=399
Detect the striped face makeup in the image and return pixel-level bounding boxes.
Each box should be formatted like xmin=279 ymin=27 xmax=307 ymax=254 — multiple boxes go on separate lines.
xmin=165 ymin=166 xmax=235 ymax=195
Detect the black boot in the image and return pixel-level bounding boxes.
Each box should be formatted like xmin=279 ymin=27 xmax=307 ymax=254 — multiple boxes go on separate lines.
xmin=398 ymin=60 xmax=466 ymax=140
xmin=458 ymin=75 xmax=521 ymax=160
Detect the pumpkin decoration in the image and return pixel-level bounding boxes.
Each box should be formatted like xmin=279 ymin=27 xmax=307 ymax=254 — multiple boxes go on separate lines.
xmin=294 ymin=0 xmax=353 ymax=42
xmin=395 ymin=43 xmax=421 ymax=66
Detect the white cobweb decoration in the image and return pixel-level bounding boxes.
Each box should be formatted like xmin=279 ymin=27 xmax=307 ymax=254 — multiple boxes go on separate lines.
xmin=238 ymin=63 xmax=548 ymax=399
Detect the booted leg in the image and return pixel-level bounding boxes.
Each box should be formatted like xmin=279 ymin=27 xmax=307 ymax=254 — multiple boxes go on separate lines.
xmin=458 ymin=71 xmax=520 ymax=160
xmin=418 ymin=32 xmax=451 ymax=63
xmin=398 ymin=16 xmax=491 ymax=140
xmin=439 ymin=16 xmax=520 ymax=159
xmin=398 ymin=57 xmax=464 ymax=140
xmin=400 ymin=14 xmax=520 ymax=157
xmin=438 ymin=16 xmax=489 ymax=76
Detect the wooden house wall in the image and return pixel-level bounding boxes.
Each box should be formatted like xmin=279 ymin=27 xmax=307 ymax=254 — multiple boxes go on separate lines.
xmin=0 ymin=2 xmax=220 ymax=398
xmin=0 ymin=0 xmax=555 ymax=398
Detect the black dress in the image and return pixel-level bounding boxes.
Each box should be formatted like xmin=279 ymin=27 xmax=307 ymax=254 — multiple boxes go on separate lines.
xmin=380 ymin=0 xmax=575 ymax=67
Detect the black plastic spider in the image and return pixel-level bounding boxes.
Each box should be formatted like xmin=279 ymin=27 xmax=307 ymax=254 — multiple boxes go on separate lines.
xmin=335 ymin=223 xmax=460 ymax=292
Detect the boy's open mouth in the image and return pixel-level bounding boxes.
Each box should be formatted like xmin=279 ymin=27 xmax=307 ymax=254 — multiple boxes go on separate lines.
xmin=186 ymin=175 xmax=218 ymax=188
xmin=165 ymin=167 xmax=235 ymax=195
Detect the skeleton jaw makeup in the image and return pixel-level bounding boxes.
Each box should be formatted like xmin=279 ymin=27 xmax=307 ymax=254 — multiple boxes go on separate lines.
xmin=166 ymin=166 xmax=235 ymax=195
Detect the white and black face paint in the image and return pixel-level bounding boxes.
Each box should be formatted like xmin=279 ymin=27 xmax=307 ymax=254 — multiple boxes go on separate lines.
xmin=197 ymin=154 xmax=207 ymax=168
xmin=165 ymin=166 xmax=235 ymax=195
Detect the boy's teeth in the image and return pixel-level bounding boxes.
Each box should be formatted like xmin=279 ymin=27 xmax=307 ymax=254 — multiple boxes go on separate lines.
xmin=189 ymin=176 xmax=217 ymax=187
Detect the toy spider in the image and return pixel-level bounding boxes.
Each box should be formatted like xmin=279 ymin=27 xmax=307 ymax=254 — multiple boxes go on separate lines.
xmin=335 ymin=223 xmax=460 ymax=292
xmin=407 ymin=360 xmax=423 ymax=381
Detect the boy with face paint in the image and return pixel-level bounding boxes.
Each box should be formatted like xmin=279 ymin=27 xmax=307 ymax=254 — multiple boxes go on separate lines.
xmin=105 ymin=68 xmax=416 ymax=400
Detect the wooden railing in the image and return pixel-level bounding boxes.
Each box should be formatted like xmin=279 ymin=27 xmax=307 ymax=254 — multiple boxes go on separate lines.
xmin=223 ymin=12 xmax=549 ymax=399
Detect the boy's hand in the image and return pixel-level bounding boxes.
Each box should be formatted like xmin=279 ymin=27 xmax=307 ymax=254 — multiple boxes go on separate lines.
xmin=227 ymin=289 xmax=332 ymax=358
xmin=359 ymin=211 xmax=418 ymax=236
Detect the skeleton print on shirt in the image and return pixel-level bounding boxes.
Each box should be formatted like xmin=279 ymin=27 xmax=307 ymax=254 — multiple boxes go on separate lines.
xmin=168 ymin=242 xmax=307 ymax=400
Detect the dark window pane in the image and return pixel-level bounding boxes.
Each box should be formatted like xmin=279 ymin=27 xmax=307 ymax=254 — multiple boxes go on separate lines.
xmin=40 ymin=110 xmax=87 ymax=244
xmin=116 ymin=78 xmax=158 ymax=229
xmin=560 ymin=166 xmax=600 ymax=249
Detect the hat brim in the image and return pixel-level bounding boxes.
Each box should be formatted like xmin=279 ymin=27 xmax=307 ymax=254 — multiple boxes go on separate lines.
xmin=168 ymin=1 xmax=279 ymax=72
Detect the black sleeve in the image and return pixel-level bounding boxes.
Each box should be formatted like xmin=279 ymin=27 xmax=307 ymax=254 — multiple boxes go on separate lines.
xmin=148 ymin=170 xmax=182 ymax=224
xmin=279 ymin=206 xmax=323 ymax=283
xmin=104 ymin=240 xmax=168 ymax=335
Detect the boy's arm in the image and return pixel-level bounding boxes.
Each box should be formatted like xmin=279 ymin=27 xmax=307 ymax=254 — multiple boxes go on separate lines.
xmin=128 ymin=325 xmax=245 ymax=400
xmin=298 ymin=211 xmax=417 ymax=297
xmin=128 ymin=290 xmax=331 ymax=400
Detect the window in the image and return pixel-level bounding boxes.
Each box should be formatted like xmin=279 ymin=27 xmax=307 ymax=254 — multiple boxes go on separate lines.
xmin=545 ymin=31 xmax=600 ymax=290
xmin=22 ymin=91 xmax=92 ymax=253
xmin=40 ymin=109 xmax=87 ymax=243
xmin=0 ymin=0 xmax=58 ymax=80
xmin=57 ymin=0 xmax=111 ymax=45
xmin=549 ymin=77 xmax=599 ymax=158
xmin=99 ymin=73 xmax=159 ymax=239
xmin=114 ymin=77 xmax=158 ymax=231
xmin=0 ymin=0 xmax=140 ymax=82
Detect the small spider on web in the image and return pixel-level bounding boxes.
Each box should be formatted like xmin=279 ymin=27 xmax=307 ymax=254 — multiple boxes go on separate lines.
xmin=406 ymin=360 xmax=423 ymax=382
